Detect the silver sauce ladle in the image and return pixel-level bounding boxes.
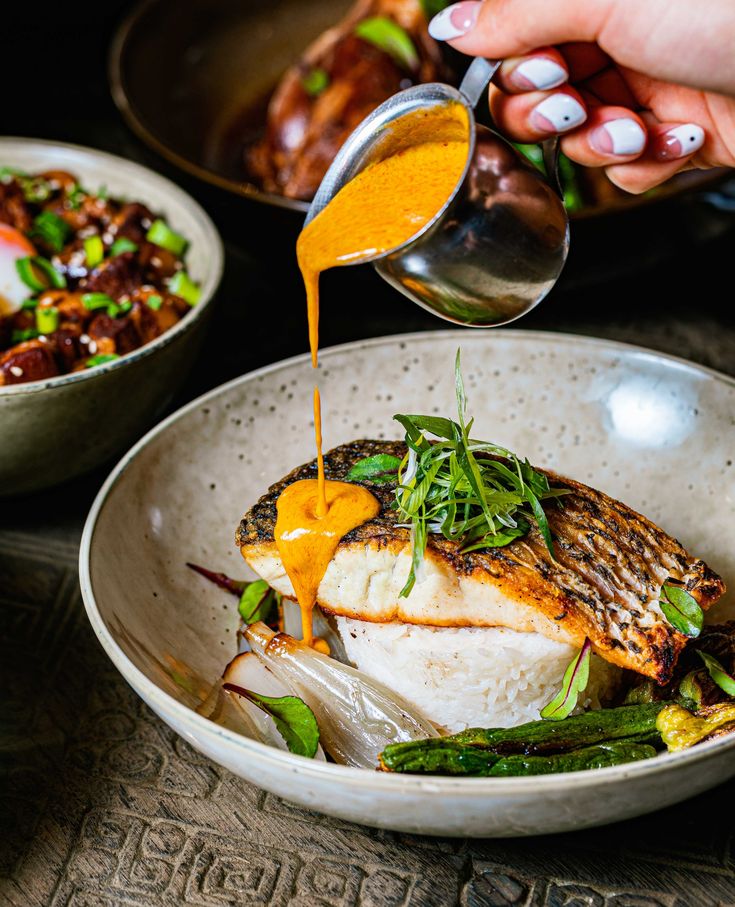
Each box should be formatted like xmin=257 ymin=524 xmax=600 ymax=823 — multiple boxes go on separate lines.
xmin=304 ymin=58 xmax=569 ymax=327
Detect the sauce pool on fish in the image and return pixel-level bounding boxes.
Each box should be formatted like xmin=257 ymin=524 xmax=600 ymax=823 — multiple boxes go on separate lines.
xmin=273 ymin=104 xmax=470 ymax=647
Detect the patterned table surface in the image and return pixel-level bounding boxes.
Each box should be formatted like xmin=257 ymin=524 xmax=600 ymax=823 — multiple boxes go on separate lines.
xmin=4 ymin=3 xmax=735 ymax=901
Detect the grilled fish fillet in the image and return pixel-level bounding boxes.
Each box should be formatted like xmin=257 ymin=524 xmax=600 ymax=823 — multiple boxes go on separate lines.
xmin=237 ymin=441 xmax=724 ymax=683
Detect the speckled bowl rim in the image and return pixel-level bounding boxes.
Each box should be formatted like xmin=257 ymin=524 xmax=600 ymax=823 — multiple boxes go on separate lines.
xmin=80 ymin=329 xmax=735 ymax=797
xmin=0 ymin=137 xmax=224 ymax=397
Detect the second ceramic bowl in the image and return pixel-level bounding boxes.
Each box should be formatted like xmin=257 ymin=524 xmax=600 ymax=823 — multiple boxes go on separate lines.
xmin=0 ymin=138 xmax=224 ymax=496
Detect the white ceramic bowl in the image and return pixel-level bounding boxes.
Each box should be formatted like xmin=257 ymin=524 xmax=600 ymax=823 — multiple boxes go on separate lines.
xmin=0 ymin=137 xmax=223 ymax=495
xmin=80 ymin=330 xmax=735 ymax=837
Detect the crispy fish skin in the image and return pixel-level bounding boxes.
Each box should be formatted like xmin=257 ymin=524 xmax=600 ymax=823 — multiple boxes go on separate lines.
xmin=236 ymin=441 xmax=725 ymax=683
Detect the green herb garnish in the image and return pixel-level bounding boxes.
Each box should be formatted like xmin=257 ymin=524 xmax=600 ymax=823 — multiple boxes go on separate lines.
xmin=301 ymin=67 xmax=330 ymax=96
xmin=85 ymin=353 xmax=120 ymax=368
xmin=238 ymin=579 xmax=281 ymax=626
xmin=354 ymin=16 xmax=419 ymax=71
xmin=146 ymin=219 xmax=188 ymax=256
xmin=20 ymin=298 xmax=38 ymax=310
xmin=66 ymin=184 xmax=87 ymax=210
xmin=168 ymin=270 xmax=200 ymax=305
xmin=11 ymin=328 xmax=39 ymax=343
xmin=540 ymin=639 xmax=591 ymax=720
xmin=110 ymin=237 xmax=139 ymax=257
xmin=82 ymin=292 xmax=116 ymax=312
xmin=15 ymin=256 xmax=66 ymax=292
xmin=35 ymin=306 xmax=59 ymax=335
xmin=346 ymin=453 xmax=402 ymax=485
xmin=390 ymin=350 xmax=566 ymax=596
xmin=697 ymin=651 xmax=735 ymax=696
xmin=659 ymin=582 xmax=703 ymax=638
xmin=146 ymin=293 xmax=163 ymax=311
xmin=29 ymin=210 xmax=72 ymax=252
xmin=223 ymin=682 xmax=320 ymax=757
xmin=83 ymin=235 xmax=105 ymax=268
xmin=0 ymin=166 xmax=24 ymax=181
xmin=0 ymin=168 xmax=54 ymax=204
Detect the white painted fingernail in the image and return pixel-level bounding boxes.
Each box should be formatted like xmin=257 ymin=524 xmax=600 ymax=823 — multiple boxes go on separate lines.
xmin=512 ymin=58 xmax=567 ymax=91
xmin=530 ymin=94 xmax=586 ymax=133
xmin=591 ymin=118 xmax=647 ymax=156
xmin=655 ymin=124 xmax=705 ymax=160
xmin=428 ymin=1 xmax=480 ymax=41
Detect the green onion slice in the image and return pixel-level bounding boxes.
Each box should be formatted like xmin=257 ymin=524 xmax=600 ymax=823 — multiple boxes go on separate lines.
xmin=11 ymin=328 xmax=40 ymax=343
xmin=29 ymin=211 xmax=72 ymax=253
xmin=20 ymin=298 xmax=39 ymax=310
xmin=110 ymin=237 xmax=139 ymax=257
xmin=86 ymin=353 xmax=120 ymax=368
xmin=15 ymin=256 xmax=67 ymax=292
xmin=84 ymin=235 xmax=104 ymax=268
xmin=82 ymin=292 xmax=116 ymax=311
xmin=301 ymin=67 xmax=330 ymax=96
xmin=146 ymin=294 xmax=163 ymax=311
xmin=35 ymin=306 xmax=59 ymax=335
xmin=354 ymin=16 xmax=419 ymax=70
xmin=146 ymin=219 xmax=188 ymax=256
xmin=168 ymin=270 xmax=200 ymax=305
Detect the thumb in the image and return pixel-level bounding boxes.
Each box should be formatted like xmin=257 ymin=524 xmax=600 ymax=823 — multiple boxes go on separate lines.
xmin=429 ymin=0 xmax=611 ymax=59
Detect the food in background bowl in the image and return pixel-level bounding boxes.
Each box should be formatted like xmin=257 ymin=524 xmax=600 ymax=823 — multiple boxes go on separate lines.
xmin=0 ymin=167 xmax=201 ymax=386
xmin=246 ymin=0 xmax=451 ymax=200
xmin=0 ymin=138 xmax=222 ymax=495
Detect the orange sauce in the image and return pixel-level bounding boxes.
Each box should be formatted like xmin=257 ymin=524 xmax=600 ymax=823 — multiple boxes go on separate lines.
xmin=275 ymin=104 xmax=470 ymax=647
xmin=275 ymin=479 xmax=380 ymax=647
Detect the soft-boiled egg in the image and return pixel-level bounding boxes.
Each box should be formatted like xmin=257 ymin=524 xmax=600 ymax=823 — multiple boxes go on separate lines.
xmin=0 ymin=223 xmax=37 ymax=316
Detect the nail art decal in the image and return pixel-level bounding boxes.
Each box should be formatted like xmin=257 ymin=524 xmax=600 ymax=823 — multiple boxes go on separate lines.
xmin=428 ymin=2 xmax=480 ymax=41
xmin=531 ymin=94 xmax=586 ymax=133
xmin=656 ymin=124 xmax=705 ymax=160
xmin=513 ymin=58 xmax=567 ymax=91
xmin=592 ymin=118 xmax=646 ymax=156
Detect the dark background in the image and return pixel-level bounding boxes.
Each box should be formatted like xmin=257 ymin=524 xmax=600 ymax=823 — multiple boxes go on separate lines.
xmin=2 ymin=3 xmax=735 ymax=905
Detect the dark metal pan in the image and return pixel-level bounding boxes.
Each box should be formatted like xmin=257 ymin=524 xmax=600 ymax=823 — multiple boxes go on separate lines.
xmin=110 ymin=0 xmax=729 ymax=220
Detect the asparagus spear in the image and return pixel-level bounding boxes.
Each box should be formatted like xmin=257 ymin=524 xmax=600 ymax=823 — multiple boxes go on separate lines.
xmin=488 ymin=741 xmax=657 ymax=777
xmin=447 ymin=703 xmax=668 ymax=755
xmin=379 ymin=738 xmax=657 ymax=776
xmin=379 ymin=740 xmax=501 ymax=775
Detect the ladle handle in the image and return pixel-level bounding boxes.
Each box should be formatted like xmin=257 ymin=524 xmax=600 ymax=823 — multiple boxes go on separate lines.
xmin=542 ymin=137 xmax=564 ymax=200
xmin=458 ymin=57 xmax=501 ymax=108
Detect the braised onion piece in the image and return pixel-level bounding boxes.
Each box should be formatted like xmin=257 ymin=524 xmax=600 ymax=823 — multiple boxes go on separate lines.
xmin=223 ymin=652 xmax=326 ymax=759
xmin=245 ymin=621 xmax=439 ymax=767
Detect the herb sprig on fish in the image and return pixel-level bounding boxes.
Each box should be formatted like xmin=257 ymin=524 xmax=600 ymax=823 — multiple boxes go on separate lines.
xmin=367 ymin=351 xmax=567 ymax=597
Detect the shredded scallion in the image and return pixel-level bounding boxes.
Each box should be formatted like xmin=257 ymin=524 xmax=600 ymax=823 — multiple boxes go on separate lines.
xmin=391 ymin=351 xmax=568 ymax=596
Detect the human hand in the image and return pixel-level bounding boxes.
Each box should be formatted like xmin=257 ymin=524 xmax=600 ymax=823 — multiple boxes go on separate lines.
xmin=428 ymin=0 xmax=735 ymax=192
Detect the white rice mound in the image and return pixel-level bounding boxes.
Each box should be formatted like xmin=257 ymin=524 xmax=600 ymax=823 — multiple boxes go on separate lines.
xmin=335 ymin=617 xmax=622 ymax=732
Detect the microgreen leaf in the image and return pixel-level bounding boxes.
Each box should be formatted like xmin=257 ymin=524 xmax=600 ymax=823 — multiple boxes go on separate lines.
xmin=222 ymin=683 xmax=320 ymax=757
xmin=659 ymin=583 xmax=703 ymax=638
xmin=301 ymin=67 xmax=330 ymax=96
xmin=697 ymin=651 xmax=735 ymax=696
xmin=346 ymin=453 xmax=403 ymax=484
xmin=540 ymin=639 xmax=592 ymax=720
xmin=393 ymin=350 xmax=566 ymax=596
xmin=186 ymin=562 xmax=247 ymax=596
xmin=238 ymin=580 xmax=281 ymax=626
xmin=354 ymin=16 xmax=419 ymax=71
